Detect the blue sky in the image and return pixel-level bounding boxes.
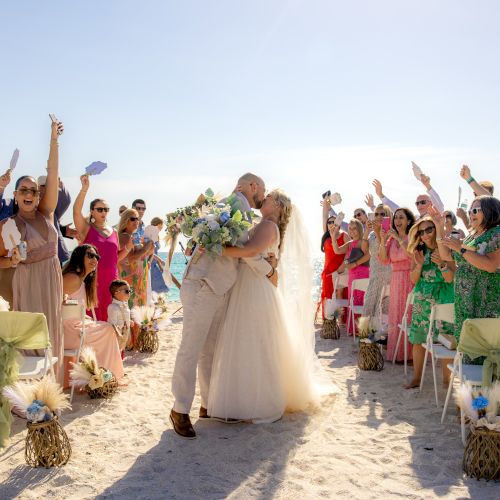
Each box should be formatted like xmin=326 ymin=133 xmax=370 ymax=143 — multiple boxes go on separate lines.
xmin=1 ymin=1 xmax=498 ymax=252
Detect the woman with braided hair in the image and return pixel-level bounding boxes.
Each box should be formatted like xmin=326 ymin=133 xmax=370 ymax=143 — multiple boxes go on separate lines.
xmin=207 ymin=189 xmax=336 ymax=423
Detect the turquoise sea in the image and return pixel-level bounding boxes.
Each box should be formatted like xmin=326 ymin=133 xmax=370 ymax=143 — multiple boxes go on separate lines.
xmin=160 ymin=252 xmax=324 ymax=303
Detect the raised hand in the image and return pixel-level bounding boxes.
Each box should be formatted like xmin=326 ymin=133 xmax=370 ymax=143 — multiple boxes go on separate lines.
xmin=50 ymin=120 xmax=64 ymax=140
xmin=427 ymin=206 xmax=444 ymax=235
xmin=364 ymin=193 xmax=374 ymax=210
xmin=0 ymin=169 xmax=12 ymax=190
xmin=460 ymin=165 xmax=471 ymax=180
xmin=80 ymin=174 xmax=90 ymax=192
xmin=419 ymin=173 xmax=431 ymax=190
xmin=372 ymin=179 xmax=384 ymax=199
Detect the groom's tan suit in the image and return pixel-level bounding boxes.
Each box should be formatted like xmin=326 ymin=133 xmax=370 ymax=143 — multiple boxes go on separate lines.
xmin=171 ymin=192 xmax=272 ymax=414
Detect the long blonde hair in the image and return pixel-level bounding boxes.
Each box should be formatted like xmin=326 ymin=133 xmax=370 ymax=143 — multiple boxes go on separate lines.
xmin=269 ymin=189 xmax=292 ymax=251
xmin=407 ymin=216 xmax=436 ymax=253
xmin=118 ymin=208 xmax=139 ymax=234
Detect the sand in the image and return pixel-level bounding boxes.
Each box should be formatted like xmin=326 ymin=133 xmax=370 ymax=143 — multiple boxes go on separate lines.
xmin=0 ymin=304 xmax=497 ymax=500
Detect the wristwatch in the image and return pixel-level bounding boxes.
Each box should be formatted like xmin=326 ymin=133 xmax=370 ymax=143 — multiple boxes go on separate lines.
xmin=460 ymin=247 xmax=467 ymax=255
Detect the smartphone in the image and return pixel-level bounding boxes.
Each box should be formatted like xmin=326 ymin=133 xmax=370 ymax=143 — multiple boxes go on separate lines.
xmin=450 ymin=230 xmax=461 ymax=240
xmin=322 ymin=190 xmax=331 ymax=200
xmin=49 ymin=114 xmax=63 ymax=135
xmin=334 ymin=212 xmax=345 ymax=227
xmin=381 ymin=217 xmax=391 ymax=232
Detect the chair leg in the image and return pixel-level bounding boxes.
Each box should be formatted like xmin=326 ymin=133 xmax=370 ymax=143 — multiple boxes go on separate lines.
xmin=441 ymin=371 xmax=455 ymax=423
xmin=70 ymin=383 xmax=75 ymax=404
xmin=393 ymin=329 xmax=403 ymax=365
xmin=403 ymin=330 xmax=407 ymax=376
xmin=419 ymin=346 xmax=429 ymax=392
xmin=461 ymin=405 xmax=466 ymax=446
xmin=431 ymin=353 xmax=439 ymax=407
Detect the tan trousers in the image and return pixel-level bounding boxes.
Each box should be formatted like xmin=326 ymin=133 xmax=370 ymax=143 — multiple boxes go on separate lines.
xmin=171 ymin=278 xmax=228 ymax=414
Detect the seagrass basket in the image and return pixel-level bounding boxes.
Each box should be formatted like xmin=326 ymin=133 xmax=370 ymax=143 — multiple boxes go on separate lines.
xmin=463 ymin=427 xmax=500 ymax=481
xmin=25 ymin=417 xmax=71 ymax=468
xmin=357 ymin=341 xmax=384 ymax=371
xmin=86 ymin=373 xmax=118 ymax=399
xmin=321 ymin=318 xmax=340 ymax=340
xmin=137 ymin=326 xmax=159 ymax=354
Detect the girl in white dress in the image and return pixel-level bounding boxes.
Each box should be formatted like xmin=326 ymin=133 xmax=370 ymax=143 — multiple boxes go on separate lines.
xmin=207 ymin=190 xmax=336 ymax=423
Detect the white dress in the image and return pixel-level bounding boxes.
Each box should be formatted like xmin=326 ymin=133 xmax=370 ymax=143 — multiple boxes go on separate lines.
xmin=208 ymin=224 xmax=332 ymax=422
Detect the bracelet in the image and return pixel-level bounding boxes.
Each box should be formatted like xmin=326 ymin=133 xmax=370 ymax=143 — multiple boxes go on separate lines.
xmin=466 ymin=176 xmax=475 ymax=184
xmin=266 ymin=268 xmax=275 ymax=279
xmin=441 ymin=267 xmax=450 ymax=273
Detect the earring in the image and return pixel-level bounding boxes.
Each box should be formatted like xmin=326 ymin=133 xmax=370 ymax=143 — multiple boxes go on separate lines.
xmin=90 ymin=217 xmax=95 ymax=223
xmin=76 ymin=266 xmax=82 ymax=273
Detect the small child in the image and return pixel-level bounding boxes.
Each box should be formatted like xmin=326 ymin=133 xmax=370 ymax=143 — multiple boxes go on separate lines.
xmin=107 ymin=280 xmax=132 ymax=354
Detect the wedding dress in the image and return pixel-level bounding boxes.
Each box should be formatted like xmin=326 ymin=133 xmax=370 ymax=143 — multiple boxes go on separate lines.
xmin=207 ymin=212 xmax=337 ymax=422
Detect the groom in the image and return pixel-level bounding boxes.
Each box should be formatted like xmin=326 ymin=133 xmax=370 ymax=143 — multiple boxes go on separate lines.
xmin=170 ymin=173 xmax=276 ymax=438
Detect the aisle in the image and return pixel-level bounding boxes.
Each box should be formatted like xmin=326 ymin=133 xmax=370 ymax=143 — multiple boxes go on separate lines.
xmin=0 ymin=308 xmax=496 ymax=499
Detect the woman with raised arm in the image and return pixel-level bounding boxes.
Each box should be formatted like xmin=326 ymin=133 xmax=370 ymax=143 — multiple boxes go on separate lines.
xmin=73 ymin=175 xmax=132 ymax=321
xmin=379 ymin=208 xmax=416 ymax=362
xmin=0 ymin=119 xmax=65 ymax=382
xmin=433 ymin=197 xmax=500 ymax=344
xmin=331 ymin=219 xmax=370 ymax=334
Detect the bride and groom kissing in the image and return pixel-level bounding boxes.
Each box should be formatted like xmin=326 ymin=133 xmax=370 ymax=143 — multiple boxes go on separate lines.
xmin=170 ymin=173 xmax=334 ymax=439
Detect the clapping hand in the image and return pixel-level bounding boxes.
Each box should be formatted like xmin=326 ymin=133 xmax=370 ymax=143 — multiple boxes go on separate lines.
xmin=430 ymin=249 xmax=443 ymax=266
xmin=413 ymin=249 xmax=425 ymax=266
xmin=441 ymin=235 xmax=463 ymax=252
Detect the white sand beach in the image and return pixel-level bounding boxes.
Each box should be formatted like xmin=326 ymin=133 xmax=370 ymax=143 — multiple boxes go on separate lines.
xmin=0 ymin=304 xmax=497 ymax=500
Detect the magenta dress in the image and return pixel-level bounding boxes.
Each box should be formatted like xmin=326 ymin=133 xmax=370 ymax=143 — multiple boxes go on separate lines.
xmin=382 ymin=237 xmax=413 ymax=362
xmin=346 ymin=241 xmax=370 ymax=334
xmin=83 ymin=226 xmax=119 ymax=321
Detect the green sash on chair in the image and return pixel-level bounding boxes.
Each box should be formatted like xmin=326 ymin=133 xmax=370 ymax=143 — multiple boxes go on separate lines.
xmin=458 ymin=318 xmax=500 ymax=387
xmin=0 ymin=311 xmax=50 ymax=448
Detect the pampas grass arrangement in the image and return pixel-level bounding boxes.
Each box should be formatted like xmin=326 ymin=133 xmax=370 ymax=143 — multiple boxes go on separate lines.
xmin=132 ymin=305 xmax=160 ymax=353
xmin=2 ymin=377 xmax=71 ymax=467
xmin=70 ymin=347 xmax=117 ymax=399
xmin=458 ymin=382 xmax=500 ymax=481
xmin=357 ymin=317 xmax=384 ymax=371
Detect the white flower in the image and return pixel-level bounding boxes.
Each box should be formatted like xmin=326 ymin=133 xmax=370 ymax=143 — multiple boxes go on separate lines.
xmin=477 ymin=242 xmax=487 ymax=255
xmin=207 ymin=220 xmax=220 ymax=231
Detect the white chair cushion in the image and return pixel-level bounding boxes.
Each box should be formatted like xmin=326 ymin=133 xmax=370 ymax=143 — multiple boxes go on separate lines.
xmin=430 ymin=345 xmax=456 ymax=359
xmin=18 ymin=356 xmax=58 ymax=379
xmin=447 ymin=363 xmax=483 ymax=385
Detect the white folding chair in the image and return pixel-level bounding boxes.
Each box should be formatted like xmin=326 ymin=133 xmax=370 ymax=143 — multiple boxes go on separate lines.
xmin=62 ymin=302 xmax=87 ymax=403
xmin=376 ymin=283 xmax=390 ymax=333
xmin=441 ymin=351 xmax=482 ymax=445
xmin=347 ymin=278 xmax=370 ymax=342
xmin=331 ymin=271 xmax=349 ymax=309
xmin=419 ymin=303 xmax=455 ymax=407
xmin=392 ymin=292 xmax=414 ymax=375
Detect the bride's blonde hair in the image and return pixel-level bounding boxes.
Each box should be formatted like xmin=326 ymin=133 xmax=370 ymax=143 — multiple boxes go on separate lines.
xmin=269 ymin=189 xmax=293 ymax=251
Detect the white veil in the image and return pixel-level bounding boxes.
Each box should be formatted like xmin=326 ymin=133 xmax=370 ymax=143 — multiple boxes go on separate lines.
xmin=277 ymin=205 xmax=337 ymax=406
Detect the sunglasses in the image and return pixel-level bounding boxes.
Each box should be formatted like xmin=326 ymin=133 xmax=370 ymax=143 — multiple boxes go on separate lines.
xmin=354 ymin=212 xmax=364 ymax=218
xmin=327 ymin=220 xmax=336 ymax=225
xmin=17 ymin=187 xmax=39 ymax=196
xmin=94 ymin=207 xmax=110 ymax=213
xmin=417 ymin=226 xmax=435 ymax=237
xmin=374 ymin=212 xmax=386 ymax=217
xmin=86 ymin=251 xmax=100 ymax=261
xmin=129 ymin=216 xmax=139 ymax=222
xmin=118 ymin=288 xmax=131 ymax=294
xmin=469 ymin=207 xmax=482 ymax=215
xmin=444 ymin=214 xmax=453 ymax=220
xmin=415 ymin=200 xmax=429 ymax=206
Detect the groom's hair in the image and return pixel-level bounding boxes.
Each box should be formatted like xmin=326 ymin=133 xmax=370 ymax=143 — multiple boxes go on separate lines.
xmin=237 ymin=173 xmax=263 ymax=188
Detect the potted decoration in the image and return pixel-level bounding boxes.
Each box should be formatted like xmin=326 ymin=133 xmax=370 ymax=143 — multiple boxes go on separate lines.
xmin=70 ymin=347 xmax=118 ymax=399
xmin=132 ymin=305 xmax=160 ymax=354
xmin=356 ymin=317 xmax=384 ymax=371
xmin=320 ymin=306 xmax=341 ymax=340
xmin=459 ymin=383 xmax=500 ymax=481
xmin=2 ymin=378 xmax=71 ymax=467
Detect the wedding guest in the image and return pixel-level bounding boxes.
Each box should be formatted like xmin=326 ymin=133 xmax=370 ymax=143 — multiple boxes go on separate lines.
xmin=118 ymin=208 xmax=154 ymax=308
xmin=319 ymin=205 xmax=349 ymax=319
xmin=331 ymin=219 xmax=370 ymax=334
xmin=107 ymin=279 xmax=132 ymax=353
xmin=378 ymin=207 xmax=416 ymax=361
xmin=73 ymin=175 xmax=131 ymax=321
xmin=62 ymin=245 xmax=124 ymax=382
xmin=442 ymin=210 xmax=465 ymax=239
xmin=149 ymin=217 xmax=169 ymax=295
xmin=360 ymin=204 xmax=393 ymax=330
xmin=0 ymin=119 xmax=65 ymax=382
xmin=0 ymin=168 xmax=13 ymax=221
xmin=405 ymin=217 xmax=455 ymax=389
xmin=131 ymin=199 xmax=146 ymax=245
xmin=353 ymin=208 xmax=368 ymax=225
xmin=435 ymin=196 xmax=500 ymax=343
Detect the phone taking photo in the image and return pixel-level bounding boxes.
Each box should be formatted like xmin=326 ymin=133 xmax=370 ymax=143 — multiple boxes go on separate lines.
xmin=381 ymin=217 xmax=391 ymax=232
xmin=49 ymin=114 xmax=63 ymax=135
xmin=322 ymin=190 xmax=331 ymax=200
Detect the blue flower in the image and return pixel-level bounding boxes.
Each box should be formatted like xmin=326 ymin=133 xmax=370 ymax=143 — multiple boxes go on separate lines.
xmin=219 ymin=212 xmax=230 ymax=224
xmin=472 ymin=395 xmax=489 ymax=410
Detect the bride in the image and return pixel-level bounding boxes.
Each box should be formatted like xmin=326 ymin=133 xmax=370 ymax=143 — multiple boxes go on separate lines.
xmin=207 ymin=189 xmax=336 ymax=423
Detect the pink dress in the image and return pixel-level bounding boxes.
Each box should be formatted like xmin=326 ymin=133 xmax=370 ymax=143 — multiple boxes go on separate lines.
xmin=63 ymin=283 xmax=124 ymax=386
xmin=12 ymin=214 xmax=64 ymax=383
xmin=84 ymin=226 xmax=119 ymax=321
xmin=382 ymin=237 xmax=413 ymax=362
xmin=346 ymin=241 xmax=370 ymax=334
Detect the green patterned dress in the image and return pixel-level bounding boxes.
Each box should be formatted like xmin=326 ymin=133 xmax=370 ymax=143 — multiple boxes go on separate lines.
xmin=409 ymin=247 xmax=455 ymax=344
xmin=453 ymin=226 xmax=500 ymax=341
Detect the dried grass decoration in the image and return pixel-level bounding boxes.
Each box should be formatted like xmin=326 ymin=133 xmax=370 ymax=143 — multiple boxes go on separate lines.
xmin=69 ymin=347 xmax=118 ymax=399
xmin=2 ymin=378 xmax=71 ymax=467
xmin=459 ymin=383 xmax=500 ymax=480
xmin=321 ymin=310 xmax=341 ymax=340
xmin=133 ymin=305 xmax=160 ymax=354
xmin=356 ymin=317 xmax=384 ymax=371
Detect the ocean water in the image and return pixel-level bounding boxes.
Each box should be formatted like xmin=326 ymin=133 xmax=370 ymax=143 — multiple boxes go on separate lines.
xmin=160 ymin=252 xmax=324 ymax=303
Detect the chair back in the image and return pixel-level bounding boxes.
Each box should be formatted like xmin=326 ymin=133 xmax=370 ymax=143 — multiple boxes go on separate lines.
xmin=62 ymin=303 xmax=85 ymax=321
xmin=431 ymin=303 xmax=455 ymax=325
xmin=351 ymin=278 xmax=370 ymax=293
xmin=332 ymin=272 xmax=349 ymax=296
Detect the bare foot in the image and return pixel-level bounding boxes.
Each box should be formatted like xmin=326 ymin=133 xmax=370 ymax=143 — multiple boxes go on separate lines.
xmin=404 ymin=379 xmax=420 ymax=389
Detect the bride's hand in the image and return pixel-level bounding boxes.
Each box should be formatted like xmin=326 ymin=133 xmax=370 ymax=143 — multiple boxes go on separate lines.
xmin=265 ymin=253 xmax=278 ymax=269
xmin=268 ymin=269 xmax=278 ymax=287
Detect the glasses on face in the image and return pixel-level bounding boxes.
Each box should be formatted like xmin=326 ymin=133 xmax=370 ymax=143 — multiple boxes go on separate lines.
xmin=18 ymin=187 xmax=39 ymax=196
xmin=415 ymin=200 xmax=429 ymax=206
xmin=374 ymin=212 xmax=386 ymax=217
xmin=129 ymin=216 xmax=139 ymax=222
xmin=417 ymin=226 xmax=435 ymax=237
xmin=86 ymin=251 xmax=100 ymax=261
xmin=94 ymin=207 xmax=110 ymax=213
xmin=444 ymin=214 xmax=453 ymax=220
xmin=135 ymin=206 xmax=146 ymax=211
xmin=469 ymin=207 xmax=482 ymax=215
xmin=327 ymin=220 xmax=336 ymax=225
xmin=354 ymin=212 xmax=364 ymax=218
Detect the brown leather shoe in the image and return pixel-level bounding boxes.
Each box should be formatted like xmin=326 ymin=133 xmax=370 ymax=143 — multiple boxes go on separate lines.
xmin=170 ymin=409 xmax=196 ymax=439
xmin=199 ymin=407 xmax=210 ymax=419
